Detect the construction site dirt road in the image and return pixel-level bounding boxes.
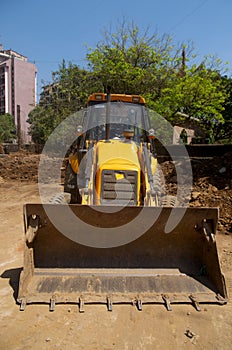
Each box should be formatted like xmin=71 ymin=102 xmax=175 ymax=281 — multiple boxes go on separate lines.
xmin=0 ymin=152 xmax=231 ymax=350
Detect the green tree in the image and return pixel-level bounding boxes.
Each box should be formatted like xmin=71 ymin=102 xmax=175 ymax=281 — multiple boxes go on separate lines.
xmin=28 ymin=21 xmax=229 ymax=144
xmin=27 ymin=105 xmax=56 ymax=144
xmin=0 ymin=114 xmax=16 ymax=142
xmin=47 ymin=60 xmax=99 ymax=111
xmin=87 ymin=23 xmax=227 ymax=128
xmin=29 ymin=62 xmax=98 ymax=144
xmin=155 ymin=64 xmax=226 ymax=125
xmin=86 ymin=22 xmax=177 ymax=96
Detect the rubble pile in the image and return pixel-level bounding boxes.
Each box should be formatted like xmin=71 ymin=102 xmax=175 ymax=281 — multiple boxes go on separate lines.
xmin=160 ymin=152 xmax=232 ymax=234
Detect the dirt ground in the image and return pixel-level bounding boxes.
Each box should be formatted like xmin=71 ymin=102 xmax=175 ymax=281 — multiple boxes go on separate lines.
xmin=0 ymin=152 xmax=232 ymax=350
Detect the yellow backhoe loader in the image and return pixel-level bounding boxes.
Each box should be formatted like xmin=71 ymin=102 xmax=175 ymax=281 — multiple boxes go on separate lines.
xmin=17 ymin=92 xmax=227 ymax=312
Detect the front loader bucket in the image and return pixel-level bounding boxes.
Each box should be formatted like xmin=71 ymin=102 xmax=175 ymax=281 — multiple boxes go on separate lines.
xmin=18 ymin=204 xmax=227 ymax=311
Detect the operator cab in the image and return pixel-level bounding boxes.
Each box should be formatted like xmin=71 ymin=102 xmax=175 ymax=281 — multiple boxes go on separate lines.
xmin=82 ymin=93 xmax=151 ymax=144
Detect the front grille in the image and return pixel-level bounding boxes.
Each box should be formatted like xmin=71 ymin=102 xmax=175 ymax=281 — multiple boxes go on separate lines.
xmin=101 ymin=170 xmax=137 ymax=205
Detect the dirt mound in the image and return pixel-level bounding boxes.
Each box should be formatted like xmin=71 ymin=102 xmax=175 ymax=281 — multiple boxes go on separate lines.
xmin=0 ymin=152 xmax=65 ymax=183
xmin=160 ymin=152 xmax=232 ymax=234
xmin=0 ymin=152 xmax=40 ymax=182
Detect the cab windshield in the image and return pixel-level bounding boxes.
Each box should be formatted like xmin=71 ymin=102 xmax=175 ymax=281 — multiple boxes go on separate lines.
xmin=85 ymin=102 xmax=146 ymax=142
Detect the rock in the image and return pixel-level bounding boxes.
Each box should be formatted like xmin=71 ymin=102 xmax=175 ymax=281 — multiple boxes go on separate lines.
xmin=208 ymin=184 xmax=218 ymax=192
xmin=219 ymin=167 xmax=226 ymax=174
xmin=185 ymin=329 xmax=196 ymax=338
xmin=170 ymin=175 xmax=177 ymax=183
xmin=191 ymin=191 xmax=201 ymax=200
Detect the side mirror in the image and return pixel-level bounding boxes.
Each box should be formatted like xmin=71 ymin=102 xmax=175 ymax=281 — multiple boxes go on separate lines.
xmin=148 ymin=128 xmax=156 ymax=140
xmin=77 ymin=125 xmax=83 ymax=136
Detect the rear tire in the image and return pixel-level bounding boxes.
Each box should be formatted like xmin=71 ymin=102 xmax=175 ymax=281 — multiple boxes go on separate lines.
xmin=70 ymin=188 xmax=82 ymax=204
xmin=153 ymin=165 xmax=166 ymax=205
xmin=64 ymin=163 xmax=76 ymax=192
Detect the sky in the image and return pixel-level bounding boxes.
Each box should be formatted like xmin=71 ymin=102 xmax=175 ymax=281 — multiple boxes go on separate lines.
xmin=1 ymin=0 xmax=232 ymax=100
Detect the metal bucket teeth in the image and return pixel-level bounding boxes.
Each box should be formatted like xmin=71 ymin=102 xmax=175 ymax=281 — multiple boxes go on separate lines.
xmin=17 ymin=204 xmax=227 ymax=310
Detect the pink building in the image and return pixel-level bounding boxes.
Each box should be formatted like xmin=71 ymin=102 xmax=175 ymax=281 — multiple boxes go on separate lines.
xmin=0 ymin=45 xmax=37 ymax=143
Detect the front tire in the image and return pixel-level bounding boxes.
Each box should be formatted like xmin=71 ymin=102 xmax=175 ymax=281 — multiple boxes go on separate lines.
xmin=64 ymin=163 xmax=81 ymax=204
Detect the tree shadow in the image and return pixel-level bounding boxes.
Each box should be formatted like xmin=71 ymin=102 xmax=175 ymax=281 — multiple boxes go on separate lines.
xmin=1 ymin=267 xmax=22 ymax=302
